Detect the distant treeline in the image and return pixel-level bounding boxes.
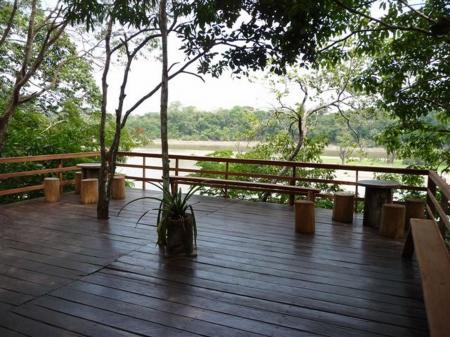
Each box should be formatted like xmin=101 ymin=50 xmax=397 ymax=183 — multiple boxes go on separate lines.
xmin=127 ymin=103 xmax=388 ymax=146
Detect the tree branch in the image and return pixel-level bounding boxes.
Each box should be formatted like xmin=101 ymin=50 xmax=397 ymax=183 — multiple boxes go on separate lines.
xmin=333 ymin=0 xmax=432 ymax=35
xmin=0 ymin=0 xmax=18 ymax=47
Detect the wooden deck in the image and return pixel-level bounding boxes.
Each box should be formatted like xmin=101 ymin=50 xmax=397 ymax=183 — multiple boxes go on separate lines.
xmin=0 ymin=189 xmax=428 ymax=337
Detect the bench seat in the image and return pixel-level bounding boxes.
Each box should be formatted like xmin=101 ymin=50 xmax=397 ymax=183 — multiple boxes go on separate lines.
xmin=169 ymin=175 xmax=319 ymax=201
xmin=403 ymin=218 xmax=450 ymax=337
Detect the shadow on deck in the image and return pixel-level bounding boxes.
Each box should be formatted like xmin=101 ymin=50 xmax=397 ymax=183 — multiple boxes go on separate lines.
xmin=0 ymin=188 xmax=428 ymax=337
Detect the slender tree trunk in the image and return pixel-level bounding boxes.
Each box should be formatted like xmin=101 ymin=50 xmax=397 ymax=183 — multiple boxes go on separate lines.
xmin=159 ymin=0 xmax=170 ymax=192
xmin=97 ymin=18 xmax=113 ymax=219
xmin=261 ymin=114 xmax=308 ymax=201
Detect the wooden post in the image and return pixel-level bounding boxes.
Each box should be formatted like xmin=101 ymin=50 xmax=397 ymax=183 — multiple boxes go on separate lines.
xmin=294 ymin=200 xmax=315 ymax=234
xmin=427 ymin=176 xmax=437 ymax=218
xmin=111 ymin=175 xmax=126 ymax=200
xmin=379 ymin=203 xmax=406 ymax=239
xmin=354 ymin=170 xmax=359 ymax=212
xmin=142 ymin=157 xmax=146 ymax=190
xmin=58 ymin=159 xmax=64 ymax=193
xmin=80 ymin=178 xmax=98 ymax=204
xmin=224 ymin=161 xmax=229 ymax=198
xmin=332 ymin=192 xmax=354 ymax=223
xmin=44 ymin=177 xmax=61 ymax=202
xmin=175 ymin=158 xmax=179 ymax=176
xmin=74 ymin=171 xmax=82 ymax=194
xmin=289 ymin=166 xmax=296 ymax=206
xmin=405 ymin=199 xmax=426 ymax=230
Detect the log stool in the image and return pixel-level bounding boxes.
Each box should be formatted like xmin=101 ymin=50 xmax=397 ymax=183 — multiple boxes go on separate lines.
xmin=405 ymin=199 xmax=426 ymax=230
xmin=111 ymin=175 xmax=126 ymax=200
xmin=379 ymin=203 xmax=406 ymax=239
xmin=294 ymin=200 xmax=315 ymax=234
xmin=44 ymin=177 xmax=61 ymax=202
xmin=80 ymin=178 xmax=98 ymax=204
xmin=332 ymin=192 xmax=354 ymax=223
xmin=74 ymin=171 xmax=82 ymax=194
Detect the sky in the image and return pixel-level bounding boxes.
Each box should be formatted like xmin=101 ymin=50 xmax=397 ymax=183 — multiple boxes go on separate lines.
xmin=93 ymin=36 xmax=275 ymax=115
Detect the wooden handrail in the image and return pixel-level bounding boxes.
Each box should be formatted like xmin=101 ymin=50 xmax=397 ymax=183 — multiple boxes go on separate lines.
xmin=117 ymin=151 xmax=429 ymax=175
xmin=0 ymin=152 xmax=99 ymax=164
xmin=0 ymin=151 xmax=439 ymax=205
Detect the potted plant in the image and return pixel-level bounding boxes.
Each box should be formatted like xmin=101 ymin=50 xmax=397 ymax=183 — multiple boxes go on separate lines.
xmin=118 ymin=183 xmax=199 ymax=257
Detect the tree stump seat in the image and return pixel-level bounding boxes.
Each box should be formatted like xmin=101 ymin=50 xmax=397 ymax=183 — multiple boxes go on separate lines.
xmin=379 ymin=203 xmax=405 ymax=239
xmin=404 ymin=198 xmax=426 ymax=231
xmin=111 ymin=175 xmax=126 ymax=200
xmin=44 ymin=177 xmax=61 ymax=202
xmin=80 ymin=178 xmax=98 ymax=204
xmin=294 ymin=200 xmax=315 ymax=234
xmin=332 ymin=192 xmax=354 ymax=223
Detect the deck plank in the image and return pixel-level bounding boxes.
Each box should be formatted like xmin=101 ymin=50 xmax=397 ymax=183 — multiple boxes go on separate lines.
xmin=0 ymin=189 xmax=428 ymax=337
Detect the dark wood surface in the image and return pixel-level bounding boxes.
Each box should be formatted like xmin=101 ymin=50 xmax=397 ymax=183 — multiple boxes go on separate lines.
xmin=409 ymin=219 xmax=450 ymax=337
xmin=0 ymin=189 xmax=428 ymax=337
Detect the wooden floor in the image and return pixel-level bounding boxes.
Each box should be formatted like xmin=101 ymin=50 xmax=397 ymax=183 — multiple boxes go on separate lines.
xmin=0 ymin=189 xmax=428 ymax=337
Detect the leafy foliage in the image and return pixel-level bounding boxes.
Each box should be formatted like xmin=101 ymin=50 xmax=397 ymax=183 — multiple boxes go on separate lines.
xmin=194 ymin=133 xmax=339 ymax=204
xmin=0 ymin=102 xmax=135 ymax=203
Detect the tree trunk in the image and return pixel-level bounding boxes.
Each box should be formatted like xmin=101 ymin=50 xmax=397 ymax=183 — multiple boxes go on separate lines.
xmin=0 ymin=101 xmax=17 ymax=152
xmin=159 ymin=0 xmax=170 ymax=192
xmin=97 ymin=18 xmax=113 ymax=219
xmin=261 ymin=116 xmax=307 ymax=201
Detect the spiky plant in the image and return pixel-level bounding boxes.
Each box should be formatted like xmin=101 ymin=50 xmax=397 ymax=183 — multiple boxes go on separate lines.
xmin=118 ymin=183 xmax=199 ymax=249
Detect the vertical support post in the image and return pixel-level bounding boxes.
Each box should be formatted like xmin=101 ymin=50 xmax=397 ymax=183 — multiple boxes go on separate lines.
xmin=142 ymin=157 xmax=146 ymax=190
xmin=224 ymin=161 xmax=229 ymax=198
xmin=439 ymin=192 xmax=448 ymax=235
xmin=427 ymin=175 xmax=437 ymax=218
xmin=354 ymin=169 xmax=359 ymax=212
xmin=289 ymin=166 xmax=296 ymax=206
xmin=58 ymin=159 xmax=64 ymax=193
xmin=175 ymin=158 xmax=179 ymax=176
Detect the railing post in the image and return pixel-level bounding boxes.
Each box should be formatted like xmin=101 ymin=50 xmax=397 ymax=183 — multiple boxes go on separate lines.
xmin=142 ymin=157 xmax=146 ymax=190
xmin=58 ymin=159 xmax=64 ymax=193
xmin=354 ymin=169 xmax=359 ymax=212
xmin=439 ymin=192 xmax=448 ymax=234
xmin=175 ymin=158 xmax=179 ymax=177
xmin=224 ymin=161 xmax=229 ymax=198
xmin=427 ymin=175 xmax=437 ymax=219
xmin=289 ymin=166 xmax=296 ymax=206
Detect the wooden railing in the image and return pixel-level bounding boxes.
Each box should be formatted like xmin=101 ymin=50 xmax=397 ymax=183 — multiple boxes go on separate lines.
xmin=1 ymin=151 xmax=447 ymax=230
xmin=0 ymin=152 xmax=99 ymax=197
xmin=426 ymin=171 xmax=450 ymax=235
xmin=115 ymin=151 xmax=429 ymax=203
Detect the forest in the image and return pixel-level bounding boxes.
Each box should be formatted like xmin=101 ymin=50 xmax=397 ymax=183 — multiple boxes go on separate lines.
xmin=127 ymin=103 xmax=388 ymax=146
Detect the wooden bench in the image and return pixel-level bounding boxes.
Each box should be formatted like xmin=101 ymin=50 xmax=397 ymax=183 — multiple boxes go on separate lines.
xmin=169 ymin=175 xmax=320 ymax=203
xmin=402 ymin=218 xmax=450 ymax=337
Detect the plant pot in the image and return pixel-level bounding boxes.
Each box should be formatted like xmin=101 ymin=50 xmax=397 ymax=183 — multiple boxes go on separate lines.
xmin=166 ymin=213 xmax=195 ymax=256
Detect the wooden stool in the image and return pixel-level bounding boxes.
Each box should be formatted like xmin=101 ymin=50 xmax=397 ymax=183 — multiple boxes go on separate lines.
xmin=80 ymin=178 xmax=98 ymax=204
xmin=74 ymin=171 xmax=82 ymax=194
xmin=405 ymin=199 xmax=425 ymax=230
xmin=294 ymin=200 xmax=315 ymax=234
xmin=379 ymin=203 xmax=405 ymax=239
xmin=111 ymin=175 xmax=126 ymax=200
xmin=44 ymin=177 xmax=61 ymax=202
xmin=332 ymin=192 xmax=354 ymax=223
